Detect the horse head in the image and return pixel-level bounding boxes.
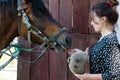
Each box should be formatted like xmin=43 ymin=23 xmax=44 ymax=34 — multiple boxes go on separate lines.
xmin=0 ymin=0 xmax=72 ymax=70
xmin=19 ymin=0 xmax=71 ymax=53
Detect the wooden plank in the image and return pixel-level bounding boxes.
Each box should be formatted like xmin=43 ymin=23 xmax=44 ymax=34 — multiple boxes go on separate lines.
xmin=49 ymin=50 xmax=68 ymax=80
xmin=29 ymin=0 xmax=50 ymax=80
xmin=59 ymin=0 xmax=73 ymax=79
xmin=18 ymin=41 xmax=49 ymax=80
xmin=73 ymin=0 xmax=89 ymax=33
xmin=49 ymin=0 xmax=59 ymax=21
xmin=49 ymin=0 xmax=68 ymax=80
xmin=17 ymin=37 xmax=31 ymax=80
xmin=30 ymin=46 xmax=49 ymax=80
xmin=60 ymin=0 xmax=73 ymax=32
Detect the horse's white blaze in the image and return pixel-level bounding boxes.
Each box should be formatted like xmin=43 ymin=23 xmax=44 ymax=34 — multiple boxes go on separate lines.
xmin=116 ymin=2 xmax=120 ymax=44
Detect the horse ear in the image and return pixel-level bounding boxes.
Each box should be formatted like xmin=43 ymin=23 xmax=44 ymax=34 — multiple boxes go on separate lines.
xmin=85 ymin=47 xmax=89 ymax=53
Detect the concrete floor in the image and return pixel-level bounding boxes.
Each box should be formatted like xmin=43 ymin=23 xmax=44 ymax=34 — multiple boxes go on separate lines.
xmin=0 ymin=59 xmax=17 ymax=80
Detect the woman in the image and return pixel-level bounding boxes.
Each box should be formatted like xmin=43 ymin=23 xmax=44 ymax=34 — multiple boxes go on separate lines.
xmin=68 ymin=1 xmax=120 ymax=80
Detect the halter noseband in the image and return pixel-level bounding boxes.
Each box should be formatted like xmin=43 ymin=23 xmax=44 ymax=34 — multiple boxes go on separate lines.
xmin=17 ymin=0 xmax=68 ymax=52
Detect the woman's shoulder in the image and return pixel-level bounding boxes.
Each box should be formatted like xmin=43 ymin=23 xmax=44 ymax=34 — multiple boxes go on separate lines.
xmin=103 ymin=32 xmax=119 ymax=46
xmin=90 ymin=32 xmax=119 ymax=54
xmin=91 ymin=32 xmax=119 ymax=53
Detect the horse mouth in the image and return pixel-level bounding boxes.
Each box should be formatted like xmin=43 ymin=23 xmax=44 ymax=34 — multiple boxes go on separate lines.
xmin=53 ymin=44 xmax=71 ymax=53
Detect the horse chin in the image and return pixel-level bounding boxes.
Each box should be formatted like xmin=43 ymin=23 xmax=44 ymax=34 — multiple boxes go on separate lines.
xmin=54 ymin=46 xmax=64 ymax=53
xmin=53 ymin=43 xmax=71 ymax=53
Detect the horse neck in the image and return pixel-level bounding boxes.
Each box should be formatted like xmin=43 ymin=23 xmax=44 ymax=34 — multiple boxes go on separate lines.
xmin=0 ymin=14 xmax=19 ymax=50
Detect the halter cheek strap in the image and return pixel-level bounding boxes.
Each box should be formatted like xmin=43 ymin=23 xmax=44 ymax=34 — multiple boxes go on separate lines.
xmin=17 ymin=3 xmax=32 ymax=11
xmin=17 ymin=0 xmax=32 ymax=43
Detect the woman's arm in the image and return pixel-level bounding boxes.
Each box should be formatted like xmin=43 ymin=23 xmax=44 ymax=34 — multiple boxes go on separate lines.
xmin=75 ymin=73 xmax=103 ymax=80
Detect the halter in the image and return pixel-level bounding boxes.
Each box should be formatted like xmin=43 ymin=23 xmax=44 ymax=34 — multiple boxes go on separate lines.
xmin=17 ymin=0 xmax=68 ymax=51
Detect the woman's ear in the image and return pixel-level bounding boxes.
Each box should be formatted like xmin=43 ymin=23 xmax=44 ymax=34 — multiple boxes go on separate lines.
xmin=101 ymin=16 xmax=108 ymax=23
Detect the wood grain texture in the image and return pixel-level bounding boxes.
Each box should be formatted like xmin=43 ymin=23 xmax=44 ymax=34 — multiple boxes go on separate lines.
xmin=17 ymin=37 xmax=31 ymax=80
xmin=49 ymin=0 xmax=59 ymax=21
xmin=30 ymin=48 xmax=49 ymax=80
xmin=60 ymin=0 xmax=73 ymax=32
xmin=73 ymin=0 xmax=89 ymax=33
xmin=49 ymin=0 xmax=68 ymax=80
xmin=49 ymin=50 xmax=68 ymax=80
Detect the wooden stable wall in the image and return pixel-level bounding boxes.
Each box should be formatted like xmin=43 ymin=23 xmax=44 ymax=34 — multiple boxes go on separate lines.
xmin=17 ymin=0 xmax=109 ymax=80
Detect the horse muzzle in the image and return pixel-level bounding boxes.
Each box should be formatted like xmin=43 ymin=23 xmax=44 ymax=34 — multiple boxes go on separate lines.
xmin=54 ymin=33 xmax=72 ymax=53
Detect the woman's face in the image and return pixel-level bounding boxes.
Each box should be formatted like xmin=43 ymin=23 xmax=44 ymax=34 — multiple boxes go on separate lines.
xmin=91 ymin=12 xmax=105 ymax=32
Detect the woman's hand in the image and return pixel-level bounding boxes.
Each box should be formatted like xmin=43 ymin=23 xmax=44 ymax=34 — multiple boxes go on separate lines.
xmin=74 ymin=73 xmax=103 ymax=80
xmin=74 ymin=73 xmax=90 ymax=80
xmin=68 ymin=48 xmax=81 ymax=55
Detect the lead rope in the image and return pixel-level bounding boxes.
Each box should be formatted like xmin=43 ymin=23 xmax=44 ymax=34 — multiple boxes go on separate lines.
xmin=0 ymin=43 xmax=48 ymax=67
xmin=2 ymin=45 xmax=50 ymax=64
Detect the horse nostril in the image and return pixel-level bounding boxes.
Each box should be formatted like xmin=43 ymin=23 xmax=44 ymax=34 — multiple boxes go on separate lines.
xmin=66 ymin=36 xmax=72 ymax=44
xmin=64 ymin=36 xmax=72 ymax=49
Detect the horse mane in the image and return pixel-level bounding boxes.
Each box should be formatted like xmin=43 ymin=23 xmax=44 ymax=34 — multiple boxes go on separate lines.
xmin=0 ymin=0 xmax=52 ymax=21
xmin=0 ymin=0 xmax=17 ymax=20
xmin=31 ymin=0 xmax=52 ymax=18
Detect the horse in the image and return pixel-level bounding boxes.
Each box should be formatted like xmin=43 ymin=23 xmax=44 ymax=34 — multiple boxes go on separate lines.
xmin=0 ymin=0 xmax=71 ymax=69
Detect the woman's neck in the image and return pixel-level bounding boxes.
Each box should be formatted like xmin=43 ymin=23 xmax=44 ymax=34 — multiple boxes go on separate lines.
xmin=101 ymin=24 xmax=114 ymax=38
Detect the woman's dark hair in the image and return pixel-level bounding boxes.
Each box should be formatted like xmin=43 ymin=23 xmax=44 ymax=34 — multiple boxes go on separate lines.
xmin=91 ymin=1 xmax=119 ymax=24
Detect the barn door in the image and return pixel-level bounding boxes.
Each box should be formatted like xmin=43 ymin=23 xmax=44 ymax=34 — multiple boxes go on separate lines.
xmin=17 ymin=0 xmax=109 ymax=80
